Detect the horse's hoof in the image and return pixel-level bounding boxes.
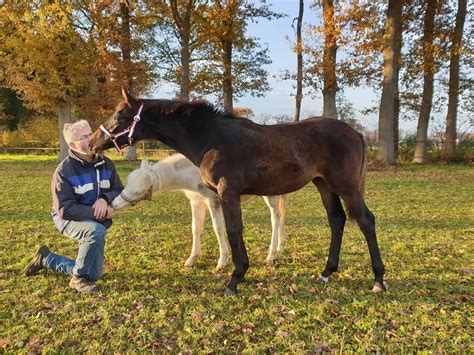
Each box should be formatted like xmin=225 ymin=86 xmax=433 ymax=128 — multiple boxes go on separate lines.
xmin=213 ymin=265 xmax=225 ymax=273
xmin=317 ymin=275 xmax=329 ymax=283
xmin=224 ymin=287 xmax=237 ymax=297
xmin=265 ymin=257 xmax=275 ymax=264
xmin=372 ymin=281 xmax=387 ymax=293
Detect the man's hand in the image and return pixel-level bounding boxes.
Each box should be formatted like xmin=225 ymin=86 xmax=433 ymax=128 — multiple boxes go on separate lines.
xmin=92 ymin=198 xmax=108 ymax=219
xmin=105 ymin=206 xmax=115 ymax=220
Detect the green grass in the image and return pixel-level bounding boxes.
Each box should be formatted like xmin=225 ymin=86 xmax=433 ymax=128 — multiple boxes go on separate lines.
xmin=0 ymin=155 xmax=472 ymax=352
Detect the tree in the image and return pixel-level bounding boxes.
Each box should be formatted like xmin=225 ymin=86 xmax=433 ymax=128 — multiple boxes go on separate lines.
xmin=322 ymin=0 xmax=338 ymax=119
xmin=201 ymin=0 xmax=281 ymax=112
xmin=74 ymin=0 xmax=156 ymax=160
xmin=377 ymin=0 xmax=402 ymax=165
xmin=413 ymin=0 xmax=438 ymax=163
xmin=304 ymin=2 xmax=385 ymax=120
xmin=0 ymin=86 xmax=30 ymax=131
xmin=443 ymin=0 xmax=467 ymax=160
xmin=148 ymin=0 xmax=208 ymax=102
xmin=294 ymin=0 xmax=304 ymax=122
xmin=0 ymin=3 xmax=96 ymax=160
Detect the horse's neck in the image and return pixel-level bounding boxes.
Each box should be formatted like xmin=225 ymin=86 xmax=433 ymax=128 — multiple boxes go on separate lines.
xmin=145 ymin=111 xmax=218 ymax=165
xmin=151 ymin=155 xmax=200 ymax=192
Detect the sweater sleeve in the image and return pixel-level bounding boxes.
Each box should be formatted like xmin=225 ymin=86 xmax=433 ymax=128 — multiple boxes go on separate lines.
xmin=52 ymin=169 xmax=96 ymax=221
xmin=99 ymin=160 xmax=124 ymax=204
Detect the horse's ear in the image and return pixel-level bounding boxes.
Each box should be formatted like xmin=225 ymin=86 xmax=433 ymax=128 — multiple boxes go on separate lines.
xmin=121 ymin=87 xmax=138 ymax=106
xmin=140 ymin=158 xmax=150 ymax=170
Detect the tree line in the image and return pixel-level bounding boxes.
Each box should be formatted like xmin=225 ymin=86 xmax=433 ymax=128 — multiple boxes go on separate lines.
xmin=0 ymin=0 xmax=471 ymax=163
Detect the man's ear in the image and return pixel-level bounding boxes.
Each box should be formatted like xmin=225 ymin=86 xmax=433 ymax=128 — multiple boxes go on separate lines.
xmin=121 ymin=87 xmax=138 ymax=107
xmin=68 ymin=141 xmax=77 ymax=151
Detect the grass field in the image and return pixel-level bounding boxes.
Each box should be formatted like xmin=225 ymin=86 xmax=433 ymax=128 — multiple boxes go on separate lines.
xmin=0 ymin=155 xmax=472 ymax=352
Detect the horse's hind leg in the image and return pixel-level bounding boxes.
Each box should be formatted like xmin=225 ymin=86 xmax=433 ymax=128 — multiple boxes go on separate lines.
xmin=277 ymin=194 xmax=288 ymax=253
xmin=262 ymin=195 xmax=281 ymax=263
xmin=184 ymin=200 xmax=206 ymax=268
xmin=313 ymin=178 xmax=347 ymax=282
xmin=206 ymin=199 xmax=229 ymax=272
xmin=343 ymin=192 xmax=386 ymax=293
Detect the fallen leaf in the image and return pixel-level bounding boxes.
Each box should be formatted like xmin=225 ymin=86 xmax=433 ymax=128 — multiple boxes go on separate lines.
xmin=0 ymin=339 xmax=12 ymax=348
xmin=314 ymin=341 xmax=331 ymax=353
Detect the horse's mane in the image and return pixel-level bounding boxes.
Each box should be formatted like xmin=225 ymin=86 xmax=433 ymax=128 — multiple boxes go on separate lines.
xmin=143 ymin=99 xmax=238 ymax=121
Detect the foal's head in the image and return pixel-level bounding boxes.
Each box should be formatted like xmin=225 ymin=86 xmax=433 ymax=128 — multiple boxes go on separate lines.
xmin=112 ymin=159 xmax=154 ymax=209
xmin=90 ymin=88 xmax=144 ymax=153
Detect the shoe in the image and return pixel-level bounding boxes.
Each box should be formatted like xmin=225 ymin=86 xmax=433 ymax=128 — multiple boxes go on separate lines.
xmin=69 ymin=276 xmax=100 ymax=293
xmin=25 ymin=245 xmax=50 ymax=276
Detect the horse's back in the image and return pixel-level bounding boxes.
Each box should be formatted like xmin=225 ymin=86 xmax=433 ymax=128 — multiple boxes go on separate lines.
xmin=201 ymin=117 xmax=365 ymax=196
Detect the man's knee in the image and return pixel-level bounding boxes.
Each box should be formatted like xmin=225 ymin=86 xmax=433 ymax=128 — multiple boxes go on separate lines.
xmin=84 ymin=223 xmax=107 ymax=244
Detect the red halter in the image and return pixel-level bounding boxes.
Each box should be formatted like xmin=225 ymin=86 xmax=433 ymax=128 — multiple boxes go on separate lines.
xmin=99 ymin=104 xmax=144 ymax=153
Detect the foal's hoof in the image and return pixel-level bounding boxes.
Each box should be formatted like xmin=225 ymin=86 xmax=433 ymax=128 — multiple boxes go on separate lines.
xmin=372 ymin=281 xmax=387 ymax=294
xmin=213 ymin=265 xmax=226 ymax=273
xmin=317 ymin=275 xmax=329 ymax=283
xmin=224 ymin=287 xmax=237 ymax=297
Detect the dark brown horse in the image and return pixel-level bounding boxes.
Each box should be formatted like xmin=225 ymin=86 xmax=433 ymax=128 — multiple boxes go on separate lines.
xmin=90 ymin=90 xmax=386 ymax=295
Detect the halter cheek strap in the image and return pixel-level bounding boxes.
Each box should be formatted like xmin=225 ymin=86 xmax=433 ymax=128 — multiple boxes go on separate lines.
xmin=99 ymin=104 xmax=144 ymax=153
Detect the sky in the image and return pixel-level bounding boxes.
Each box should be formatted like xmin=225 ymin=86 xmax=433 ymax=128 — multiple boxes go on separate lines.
xmin=154 ymin=0 xmax=419 ymax=133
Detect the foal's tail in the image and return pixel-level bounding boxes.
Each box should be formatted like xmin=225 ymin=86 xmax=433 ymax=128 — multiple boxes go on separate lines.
xmin=357 ymin=131 xmax=367 ymax=197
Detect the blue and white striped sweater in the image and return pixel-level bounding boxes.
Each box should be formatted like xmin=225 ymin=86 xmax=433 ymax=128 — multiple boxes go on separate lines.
xmin=51 ymin=150 xmax=123 ymax=232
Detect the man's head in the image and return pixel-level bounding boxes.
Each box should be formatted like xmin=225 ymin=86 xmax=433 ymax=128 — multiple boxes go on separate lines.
xmin=63 ymin=120 xmax=93 ymax=156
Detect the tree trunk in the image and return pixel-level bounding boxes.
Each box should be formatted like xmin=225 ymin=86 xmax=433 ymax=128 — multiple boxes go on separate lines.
xmin=222 ymin=39 xmax=233 ymax=112
xmin=442 ymin=0 xmax=466 ymax=160
xmin=120 ymin=0 xmax=137 ymax=161
xmin=58 ymin=101 xmax=72 ymax=162
xmin=322 ymin=0 xmax=337 ymax=119
xmin=294 ymin=0 xmax=304 ymax=122
xmin=171 ymin=0 xmax=192 ymax=102
xmin=413 ymin=0 xmax=437 ymax=163
xmin=180 ymin=34 xmax=191 ymax=102
xmin=393 ymin=92 xmax=399 ymax=156
xmin=377 ymin=0 xmax=402 ymax=165
xmin=392 ymin=3 xmax=402 ymax=157
xmin=120 ymin=0 xmax=133 ymax=93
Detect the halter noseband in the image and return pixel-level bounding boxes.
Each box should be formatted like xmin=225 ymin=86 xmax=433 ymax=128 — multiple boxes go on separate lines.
xmin=99 ymin=103 xmax=144 ymax=153
xmin=119 ymin=186 xmax=153 ymax=206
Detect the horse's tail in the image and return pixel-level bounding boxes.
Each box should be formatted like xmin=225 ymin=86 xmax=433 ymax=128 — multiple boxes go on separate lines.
xmin=358 ymin=131 xmax=367 ymax=197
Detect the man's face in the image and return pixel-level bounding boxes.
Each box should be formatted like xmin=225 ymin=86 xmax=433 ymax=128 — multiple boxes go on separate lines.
xmin=69 ymin=127 xmax=93 ymax=155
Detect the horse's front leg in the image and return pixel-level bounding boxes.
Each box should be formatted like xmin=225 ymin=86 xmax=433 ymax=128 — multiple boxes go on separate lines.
xmin=184 ymin=200 xmax=206 ymax=268
xmin=219 ymin=193 xmax=248 ymax=296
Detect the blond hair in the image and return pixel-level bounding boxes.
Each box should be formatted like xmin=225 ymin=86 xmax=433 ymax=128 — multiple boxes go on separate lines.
xmin=63 ymin=120 xmax=91 ymax=144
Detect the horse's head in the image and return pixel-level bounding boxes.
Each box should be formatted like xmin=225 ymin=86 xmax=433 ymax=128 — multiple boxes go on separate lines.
xmin=90 ymin=88 xmax=144 ymax=153
xmin=112 ymin=159 xmax=154 ymax=209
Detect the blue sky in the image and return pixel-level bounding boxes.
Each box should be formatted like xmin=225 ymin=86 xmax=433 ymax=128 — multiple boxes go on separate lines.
xmin=154 ymin=0 xmax=418 ymax=133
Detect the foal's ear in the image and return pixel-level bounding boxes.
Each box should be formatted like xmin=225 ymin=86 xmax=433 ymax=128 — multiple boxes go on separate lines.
xmin=140 ymin=158 xmax=150 ymax=170
xmin=121 ymin=87 xmax=138 ymax=106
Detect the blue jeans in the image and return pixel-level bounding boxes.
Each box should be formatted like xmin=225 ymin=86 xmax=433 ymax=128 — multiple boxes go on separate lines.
xmin=43 ymin=220 xmax=107 ymax=281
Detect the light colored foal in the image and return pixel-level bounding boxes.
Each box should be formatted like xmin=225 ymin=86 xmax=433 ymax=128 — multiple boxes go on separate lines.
xmin=112 ymin=154 xmax=288 ymax=271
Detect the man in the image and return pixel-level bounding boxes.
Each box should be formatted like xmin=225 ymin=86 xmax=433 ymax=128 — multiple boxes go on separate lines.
xmin=25 ymin=120 xmax=123 ymax=293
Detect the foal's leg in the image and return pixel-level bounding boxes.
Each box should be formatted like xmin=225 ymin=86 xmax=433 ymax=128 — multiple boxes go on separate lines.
xmin=184 ymin=200 xmax=206 ymax=267
xmin=343 ymin=192 xmax=386 ymax=293
xmin=219 ymin=191 xmax=248 ymax=296
xmin=206 ymin=199 xmax=229 ymax=272
xmin=313 ymin=178 xmax=347 ymax=282
xmin=277 ymin=194 xmax=288 ymax=253
xmin=262 ymin=195 xmax=281 ymax=263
